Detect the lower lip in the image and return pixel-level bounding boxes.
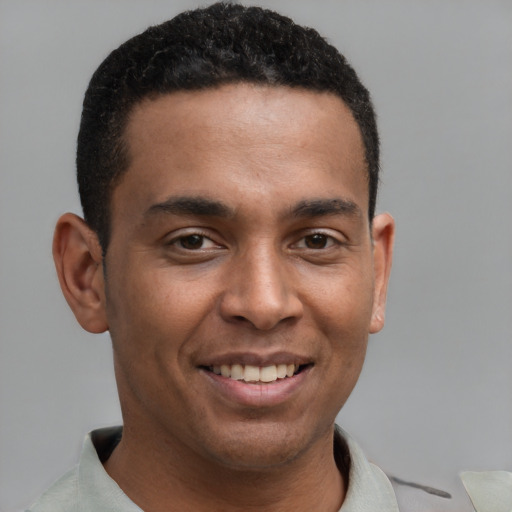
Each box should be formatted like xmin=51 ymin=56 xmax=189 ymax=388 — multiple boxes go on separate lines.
xmin=200 ymin=366 xmax=312 ymax=408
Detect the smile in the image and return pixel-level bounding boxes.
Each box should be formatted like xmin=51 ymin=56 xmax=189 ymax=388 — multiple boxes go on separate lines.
xmin=206 ymin=363 xmax=309 ymax=384
xmin=200 ymin=359 xmax=314 ymax=407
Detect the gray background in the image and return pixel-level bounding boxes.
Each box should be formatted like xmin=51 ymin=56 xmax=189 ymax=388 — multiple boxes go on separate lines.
xmin=1 ymin=1 xmax=511 ymax=510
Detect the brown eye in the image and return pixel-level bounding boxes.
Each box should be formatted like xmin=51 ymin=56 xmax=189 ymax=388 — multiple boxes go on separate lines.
xmin=304 ymin=233 xmax=329 ymax=249
xmin=179 ymin=234 xmax=205 ymax=250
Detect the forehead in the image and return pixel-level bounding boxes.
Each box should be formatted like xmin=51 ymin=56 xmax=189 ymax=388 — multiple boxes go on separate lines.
xmin=126 ymin=84 xmax=363 ymax=156
xmin=115 ymin=84 xmax=368 ymax=219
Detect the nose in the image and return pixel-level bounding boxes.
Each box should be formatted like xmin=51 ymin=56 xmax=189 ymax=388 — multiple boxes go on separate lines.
xmin=219 ymin=244 xmax=303 ymax=331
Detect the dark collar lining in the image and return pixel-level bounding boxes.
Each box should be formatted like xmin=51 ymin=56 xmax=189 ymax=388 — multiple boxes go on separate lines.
xmin=91 ymin=426 xmax=123 ymax=464
xmin=334 ymin=425 xmax=352 ymax=491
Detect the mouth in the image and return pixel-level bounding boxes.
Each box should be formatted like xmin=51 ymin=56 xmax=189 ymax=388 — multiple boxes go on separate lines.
xmin=201 ymin=363 xmax=312 ymax=384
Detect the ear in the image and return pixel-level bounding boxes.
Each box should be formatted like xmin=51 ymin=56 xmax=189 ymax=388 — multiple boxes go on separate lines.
xmin=52 ymin=213 xmax=108 ymax=333
xmin=369 ymin=213 xmax=395 ymax=334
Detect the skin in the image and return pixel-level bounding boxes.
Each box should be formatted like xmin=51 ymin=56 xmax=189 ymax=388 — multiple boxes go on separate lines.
xmin=53 ymin=83 xmax=394 ymax=511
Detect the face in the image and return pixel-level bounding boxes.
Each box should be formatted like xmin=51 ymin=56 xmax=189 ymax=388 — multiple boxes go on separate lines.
xmin=102 ymin=84 xmax=392 ymax=469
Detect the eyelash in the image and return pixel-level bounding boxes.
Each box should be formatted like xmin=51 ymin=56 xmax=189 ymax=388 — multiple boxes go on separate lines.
xmin=167 ymin=231 xmax=221 ymax=251
xmin=293 ymin=232 xmax=340 ymax=250
xmin=167 ymin=230 xmax=342 ymax=252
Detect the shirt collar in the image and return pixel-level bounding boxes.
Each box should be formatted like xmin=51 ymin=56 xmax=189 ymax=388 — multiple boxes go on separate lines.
xmin=77 ymin=425 xmax=398 ymax=512
xmin=78 ymin=427 xmax=142 ymax=512
xmin=336 ymin=426 xmax=399 ymax=512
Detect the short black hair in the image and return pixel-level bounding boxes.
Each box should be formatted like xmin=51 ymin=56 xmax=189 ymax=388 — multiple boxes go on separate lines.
xmin=77 ymin=2 xmax=379 ymax=253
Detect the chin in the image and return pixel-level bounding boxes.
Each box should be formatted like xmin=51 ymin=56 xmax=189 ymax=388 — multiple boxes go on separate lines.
xmin=198 ymin=421 xmax=322 ymax=471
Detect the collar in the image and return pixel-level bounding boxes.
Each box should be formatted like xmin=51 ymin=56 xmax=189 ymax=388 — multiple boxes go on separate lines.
xmin=335 ymin=426 xmax=399 ymax=511
xmin=76 ymin=425 xmax=398 ymax=512
xmin=78 ymin=427 xmax=142 ymax=511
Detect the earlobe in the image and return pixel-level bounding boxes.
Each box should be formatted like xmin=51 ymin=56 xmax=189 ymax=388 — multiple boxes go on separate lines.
xmin=52 ymin=213 xmax=108 ymax=333
xmin=369 ymin=213 xmax=395 ymax=334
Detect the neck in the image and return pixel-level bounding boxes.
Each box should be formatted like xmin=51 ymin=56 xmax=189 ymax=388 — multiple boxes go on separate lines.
xmin=103 ymin=424 xmax=347 ymax=512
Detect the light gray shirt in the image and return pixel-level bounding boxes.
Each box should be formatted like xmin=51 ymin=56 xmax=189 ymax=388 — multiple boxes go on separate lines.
xmin=27 ymin=426 xmax=511 ymax=512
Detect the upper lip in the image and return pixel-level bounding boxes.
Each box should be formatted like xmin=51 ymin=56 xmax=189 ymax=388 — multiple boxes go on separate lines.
xmin=198 ymin=351 xmax=313 ymax=368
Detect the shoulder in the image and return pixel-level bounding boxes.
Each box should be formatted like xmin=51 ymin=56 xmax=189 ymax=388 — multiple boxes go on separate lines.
xmin=336 ymin=425 xmax=512 ymax=512
xmin=460 ymin=471 xmax=512 ymax=512
xmin=389 ymin=471 xmax=512 ymax=512
xmin=26 ymin=466 xmax=79 ymax=512
xmin=25 ymin=426 xmax=125 ymax=512
xmin=335 ymin=425 xmax=478 ymax=511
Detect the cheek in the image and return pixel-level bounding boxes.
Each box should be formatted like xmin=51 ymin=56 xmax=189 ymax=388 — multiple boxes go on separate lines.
xmin=106 ymin=265 xmax=216 ymax=354
xmin=310 ymin=268 xmax=374 ymax=385
xmin=313 ymin=267 xmax=375 ymax=336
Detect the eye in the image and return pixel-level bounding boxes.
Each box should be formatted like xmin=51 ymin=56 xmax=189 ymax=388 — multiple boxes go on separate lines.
xmin=172 ymin=233 xmax=220 ymax=250
xmin=295 ymin=233 xmax=337 ymax=250
xmin=303 ymin=233 xmax=331 ymax=249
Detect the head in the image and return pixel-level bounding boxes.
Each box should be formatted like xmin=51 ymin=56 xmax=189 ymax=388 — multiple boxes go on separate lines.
xmin=77 ymin=1 xmax=380 ymax=254
xmin=54 ymin=2 xmax=394 ymax=479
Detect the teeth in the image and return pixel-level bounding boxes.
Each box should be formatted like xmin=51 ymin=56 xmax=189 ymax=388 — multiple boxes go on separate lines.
xmin=244 ymin=365 xmax=260 ymax=382
xmin=260 ymin=365 xmax=277 ymax=382
xmin=230 ymin=364 xmax=244 ymax=380
xmin=277 ymin=364 xmax=287 ymax=379
xmin=210 ymin=363 xmax=301 ymax=383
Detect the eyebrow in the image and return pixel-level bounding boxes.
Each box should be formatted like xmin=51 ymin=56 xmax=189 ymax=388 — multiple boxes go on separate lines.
xmin=291 ymin=198 xmax=362 ymax=219
xmin=145 ymin=196 xmax=235 ymax=218
xmin=144 ymin=195 xmax=361 ymax=221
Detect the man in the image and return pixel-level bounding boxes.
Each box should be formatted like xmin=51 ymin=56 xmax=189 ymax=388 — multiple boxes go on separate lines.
xmin=28 ymin=3 xmax=508 ymax=511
